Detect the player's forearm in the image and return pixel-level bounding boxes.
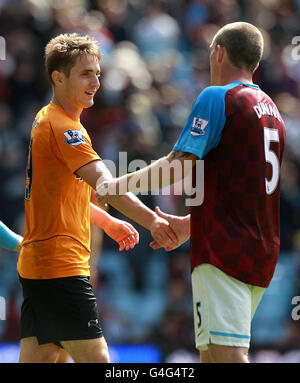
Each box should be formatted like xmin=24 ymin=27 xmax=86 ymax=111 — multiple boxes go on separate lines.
xmin=115 ymin=152 xmax=196 ymax=195
xmin=109 ymin=193 xmax=158 ymax=231
xmin=116 ymin=156 xmax=180 ymax=194
xmin=0 ymin=221 xmax=23 ymax=252
xmin=78 ymin=161 xmax=158 ymax=229
xmin=90 ymin=202 xmax=112 ymax=231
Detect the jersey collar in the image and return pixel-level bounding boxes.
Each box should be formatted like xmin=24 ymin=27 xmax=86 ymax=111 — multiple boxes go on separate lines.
xmin=229 ymin=80 xmax=260 ymax=88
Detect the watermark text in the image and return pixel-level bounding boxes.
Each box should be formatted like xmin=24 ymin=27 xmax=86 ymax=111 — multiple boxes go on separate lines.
xmin=99 ymin=152 xmax=204 ymax=207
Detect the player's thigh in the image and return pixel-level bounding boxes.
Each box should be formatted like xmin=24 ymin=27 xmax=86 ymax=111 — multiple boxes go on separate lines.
xmin=61 ymin=336 xmax=109 ymax=363
xmin=56 ymin=348 xmax=73 ymax=363
xmin=200 ymin=350 xmax=213 ymax=363
xmin=19 ymin=336 xmax=61 ymax=363
xmin=200 ymin=346 xmax=248 ymax=363
xmin=207 ymin=344 xmax=249 ymax=363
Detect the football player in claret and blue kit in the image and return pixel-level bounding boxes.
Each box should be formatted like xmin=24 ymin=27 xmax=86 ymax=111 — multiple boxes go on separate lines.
xmin=95 ymin=22 xmax=286 ymax=363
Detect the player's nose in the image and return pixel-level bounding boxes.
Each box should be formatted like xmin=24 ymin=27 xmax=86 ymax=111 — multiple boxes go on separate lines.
xmin=90 ymin=74 xmax=100 ymax=89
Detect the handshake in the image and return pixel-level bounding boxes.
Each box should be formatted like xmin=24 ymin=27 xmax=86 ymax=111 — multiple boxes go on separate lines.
xmin=94 ymin=177 xmax=190 ymax=253
xmin=101 ymin=205 xmax=190 ymax=253
xmin=145 ymin=206 xmax=190 ymax=252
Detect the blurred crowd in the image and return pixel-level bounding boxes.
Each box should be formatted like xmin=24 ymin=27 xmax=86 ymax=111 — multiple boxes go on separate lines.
xmin=0 ymin=0 xmax=300 ymax=362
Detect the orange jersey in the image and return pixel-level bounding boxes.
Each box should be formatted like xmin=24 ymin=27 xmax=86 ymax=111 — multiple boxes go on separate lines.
xmin=17 ymin=102 xmax=101 ymax=279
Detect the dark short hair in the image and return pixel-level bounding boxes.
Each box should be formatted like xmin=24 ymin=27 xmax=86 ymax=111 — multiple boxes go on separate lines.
xmin=213 ymin=22 xmax=264 ymax=73
xmin=45 ymin=33 xmax=101 ymax=85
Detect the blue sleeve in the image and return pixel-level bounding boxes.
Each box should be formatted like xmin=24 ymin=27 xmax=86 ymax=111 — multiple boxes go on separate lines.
xmin=0 ymin=221 xmax=20 ymax=251
xmin=173 ymin=85 xmax=228 ymax=159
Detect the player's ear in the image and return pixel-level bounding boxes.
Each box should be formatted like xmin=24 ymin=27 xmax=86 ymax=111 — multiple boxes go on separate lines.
xmin=51 ymin=70 xmax=64 ymax=87
xmin=216 ymin=45 xmax=225 ymax=63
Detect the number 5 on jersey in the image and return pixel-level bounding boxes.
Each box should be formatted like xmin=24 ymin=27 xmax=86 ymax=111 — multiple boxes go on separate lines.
xmin=264 ymin=127 xmax=279 ymax=195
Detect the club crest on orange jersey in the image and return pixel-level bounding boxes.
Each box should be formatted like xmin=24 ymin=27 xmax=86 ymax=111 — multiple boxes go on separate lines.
xmin=63 ymin=129 xmax=85 ymax=146
xmin=32 ymin=116 xmax=40 ymax=130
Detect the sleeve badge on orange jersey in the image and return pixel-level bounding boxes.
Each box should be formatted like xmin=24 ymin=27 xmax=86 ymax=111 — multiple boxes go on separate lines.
xmin=63 ymin=129 xmax=86 ymax=146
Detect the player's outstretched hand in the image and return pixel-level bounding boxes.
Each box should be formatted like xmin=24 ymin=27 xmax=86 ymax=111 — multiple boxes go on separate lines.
xmin=104 ymin=216 xmax=139 ymax=251
xmin=150 ymin=206 xmax=190 ymax=251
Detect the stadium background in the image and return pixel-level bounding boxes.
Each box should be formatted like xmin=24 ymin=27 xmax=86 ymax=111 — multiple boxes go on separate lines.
xmin=0 ymin=0 xmax=300 ymax=363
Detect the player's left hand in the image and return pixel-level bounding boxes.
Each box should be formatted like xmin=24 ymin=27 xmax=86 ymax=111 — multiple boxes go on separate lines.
xmin=104 ymin=216 xmax=139 ymax=251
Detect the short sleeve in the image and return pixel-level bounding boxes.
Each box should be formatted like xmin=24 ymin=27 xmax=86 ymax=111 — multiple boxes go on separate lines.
xmin=50 ymin=120 xmax=101 ymax=174
xmin=173 ymin=86 xmax=227 ymax=159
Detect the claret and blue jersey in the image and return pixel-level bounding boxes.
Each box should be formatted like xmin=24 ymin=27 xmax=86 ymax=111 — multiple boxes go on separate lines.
xmin=174 ymin=81 xmax=262 ymax=159
xmin=174 ymin=81 xmax=286 ymax=288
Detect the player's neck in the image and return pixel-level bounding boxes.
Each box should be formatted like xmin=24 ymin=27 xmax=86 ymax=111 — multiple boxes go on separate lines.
xmin=51 ymin=94 xmax=82 ymax=120
xmin=213 ymin=66 xmax=254 ymax=87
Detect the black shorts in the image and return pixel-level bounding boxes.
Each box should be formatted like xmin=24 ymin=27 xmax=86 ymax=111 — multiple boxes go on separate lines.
xmin=19 ymin=275 xmax=103 ymax=346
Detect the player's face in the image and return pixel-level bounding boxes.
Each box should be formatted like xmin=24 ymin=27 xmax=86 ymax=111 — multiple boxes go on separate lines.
xmin=64 ymin=54 xmax=101 ymax=109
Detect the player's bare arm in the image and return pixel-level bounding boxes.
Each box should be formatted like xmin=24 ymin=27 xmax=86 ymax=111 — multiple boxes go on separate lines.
xmin=95 ymin=150 xmax=198 ymax=206
xmin=76 ymin=160 xmax=178 ymax=248
xmin=90 ymin=202 xmax=139 ymax=251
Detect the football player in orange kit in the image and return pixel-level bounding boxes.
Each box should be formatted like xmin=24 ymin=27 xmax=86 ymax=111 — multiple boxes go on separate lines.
xmin=1 ymin=208 xmax=138 ymax=363
xmin=17 ymin=33 xmax=178 ymax=363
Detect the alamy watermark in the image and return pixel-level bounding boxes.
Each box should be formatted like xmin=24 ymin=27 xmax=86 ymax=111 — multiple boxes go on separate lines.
xmin=291 ymin=296 xmax=300 ymax=320
xmin=0 ymin=296 xmax=5 ymax=320
xmin=98 ymin=152 xmax=204 ymax=207
xmin=0 ymin=36 xmax=5 ymax=61
xmin=291 ymin=36 xmax=300 ymax=61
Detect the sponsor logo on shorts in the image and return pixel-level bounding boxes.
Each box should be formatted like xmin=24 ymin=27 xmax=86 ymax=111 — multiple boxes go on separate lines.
xmin=88 ymin=319 xmax=98 ymax=328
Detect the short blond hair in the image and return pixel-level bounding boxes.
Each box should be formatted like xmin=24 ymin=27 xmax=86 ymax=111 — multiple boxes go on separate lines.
xmin=213 ymin=22 xmax=264 ymax=73
xmin=45 ymin=33 xmax=101 ymax=85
